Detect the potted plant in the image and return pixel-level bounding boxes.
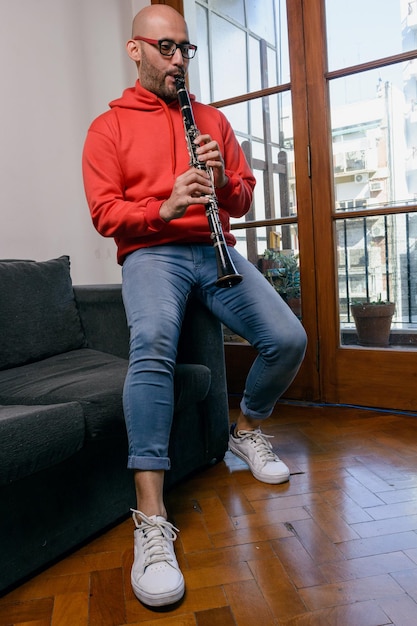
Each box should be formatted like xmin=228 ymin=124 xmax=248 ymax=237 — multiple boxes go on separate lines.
xmin=260 ymin=249 xmax=301 ymax=317
xmin=350 ymin=297 xmax=395 ymax=347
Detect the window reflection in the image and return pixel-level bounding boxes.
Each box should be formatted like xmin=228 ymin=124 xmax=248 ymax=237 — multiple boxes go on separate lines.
xmin=326 ymin=0 xmax=406 ymax=71
xmin=330 ymin=66 xmax=415 ymax=211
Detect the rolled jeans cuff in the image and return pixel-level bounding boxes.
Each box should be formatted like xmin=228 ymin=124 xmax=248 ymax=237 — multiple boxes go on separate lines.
xmin=240 ymin=398 xmax=273 ymax=421
xmin=127 ymin=455 xmax=171 ymax=471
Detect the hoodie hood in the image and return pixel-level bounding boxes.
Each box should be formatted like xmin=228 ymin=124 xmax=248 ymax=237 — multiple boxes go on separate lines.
xmin=108 ymin=79 xmax=196 ymax=111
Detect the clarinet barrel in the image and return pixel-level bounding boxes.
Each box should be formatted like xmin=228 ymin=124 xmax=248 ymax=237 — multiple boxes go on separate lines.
xmin=175 ymin=76 xmax=243 ymax=288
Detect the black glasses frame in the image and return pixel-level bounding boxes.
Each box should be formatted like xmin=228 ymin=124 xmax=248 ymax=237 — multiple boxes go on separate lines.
xmin=133 ymin=36 xmax=197 ymax=59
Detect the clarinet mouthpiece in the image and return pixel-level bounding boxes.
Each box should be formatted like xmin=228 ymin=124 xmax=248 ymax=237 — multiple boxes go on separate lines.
xmin=174 ymin=75 xmax=185 ymax=90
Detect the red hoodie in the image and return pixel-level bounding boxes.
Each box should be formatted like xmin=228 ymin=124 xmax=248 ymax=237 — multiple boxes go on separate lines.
xmin=82 ymin=80 xmax=256 ymax=265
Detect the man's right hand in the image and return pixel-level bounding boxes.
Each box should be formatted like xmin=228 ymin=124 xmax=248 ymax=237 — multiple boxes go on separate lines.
xmin=159 ymin=168 xmax=212 ymax=222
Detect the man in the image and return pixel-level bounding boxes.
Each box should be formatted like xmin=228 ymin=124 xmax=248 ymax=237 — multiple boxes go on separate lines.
xmin=82 ymin=4 xmax=306 ymax=608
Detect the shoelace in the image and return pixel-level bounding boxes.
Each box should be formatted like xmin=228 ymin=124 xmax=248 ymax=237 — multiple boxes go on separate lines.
xmin=131 ymin=509 xmax=180 ymax=567
xmin=236 ymin=428 xmax=280 ymax=462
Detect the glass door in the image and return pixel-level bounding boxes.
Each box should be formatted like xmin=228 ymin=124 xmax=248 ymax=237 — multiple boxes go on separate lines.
xmin=183 ymin=0 xmax=319 ymax=401
xmin=180 ymin=0 xmax=417 ymax=410
xmin=306 ymin=0 xmax=417 ymax=409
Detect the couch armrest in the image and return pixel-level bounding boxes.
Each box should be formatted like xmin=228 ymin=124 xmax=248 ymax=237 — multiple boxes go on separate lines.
xmin=74 ymin=286 xmax=230 ymax=449
xmin=178 ymin=297 xmax=230 ymax=451
xmin=73 ymin=284 xmax=129 ymax=359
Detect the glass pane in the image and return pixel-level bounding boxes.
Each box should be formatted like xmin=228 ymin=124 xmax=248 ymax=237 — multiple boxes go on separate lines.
xmin=189 ymin=0 xmax=289 ymax=102
xmin=221 ymin=91 xmax=295 ymax=226
xmin=326 ymin=0 xmax=413 ymax=71
xmin=211 ymin=14 xmax=247 ymax=101
xmin=212 ymin=0 xmax=245 ymax=25
xmin=195 ymin=5 xmax=210 ymax=104
xmin=232 ymin=223 xmax=301 ymax=309
xmin=247 ymin=0 xmax=289 ymax=88
xmin=274 ymin=0 xmax=289 ymax=85
xmin=220 ymin=102 xmax=249 ymax=136
xmin=330 ymin=63 xmax=417 ymax=212
xmin=337 ymin=213 xmax=417 ymax=347
xmin=246 ymin=0 xmax=276 ymax=43
xmin=249 ymin=35 xmax=262 ymax=91
xmin=224 ymin=222 xmax=301 ymax=344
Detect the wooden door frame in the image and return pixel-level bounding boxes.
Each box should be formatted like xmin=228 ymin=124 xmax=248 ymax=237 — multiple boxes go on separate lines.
xmin=301 ymin=0 xmax=338 ymax=403
xmin=152 ymin=0 xmax=184 ymax=13
xmin=283 ymin=0 xmax=321 ymax=401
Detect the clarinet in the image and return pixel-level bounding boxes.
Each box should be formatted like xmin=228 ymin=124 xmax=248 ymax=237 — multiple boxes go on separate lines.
xmin=175 ymin=75 xmax=242 ymax=288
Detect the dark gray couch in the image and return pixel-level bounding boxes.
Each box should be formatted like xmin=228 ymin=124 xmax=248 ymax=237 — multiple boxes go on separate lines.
xmin=0 ymin=256 xmax=229 ymax=593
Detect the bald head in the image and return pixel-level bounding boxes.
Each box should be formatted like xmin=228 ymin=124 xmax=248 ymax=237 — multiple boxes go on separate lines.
xmin=132 ymin=5 xmax=189 ymax=40
xmin=127 ymin=4 xmax=191 ymax=102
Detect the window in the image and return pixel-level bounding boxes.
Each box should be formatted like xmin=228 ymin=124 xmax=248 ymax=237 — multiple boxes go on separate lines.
xmin=184 ymin=0 xmax=301 ymax=321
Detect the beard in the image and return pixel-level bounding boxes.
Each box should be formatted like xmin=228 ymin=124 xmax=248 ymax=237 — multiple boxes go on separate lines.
xmin=138 ymin=51 xmax=180 ymax=102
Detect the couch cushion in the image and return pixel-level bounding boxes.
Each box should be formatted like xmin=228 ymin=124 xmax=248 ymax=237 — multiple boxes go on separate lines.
xmin=0 ymin=403 xmax=85 ymax=485
xmin=0 ymin=351 xmax=212 ymax=441
xmin=0 ymin=349 xmax=127 ymax=440
xmin=0 ymin=256 xmax=85 ymax=370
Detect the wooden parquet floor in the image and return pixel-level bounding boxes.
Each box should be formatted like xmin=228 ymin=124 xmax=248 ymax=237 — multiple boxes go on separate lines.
xmin=2 ymin=403 xmax=417 ymax=625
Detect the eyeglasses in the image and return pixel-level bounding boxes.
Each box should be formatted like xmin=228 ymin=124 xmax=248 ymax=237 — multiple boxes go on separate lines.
xmin=133 ymin=36 xmax=197 ymax=60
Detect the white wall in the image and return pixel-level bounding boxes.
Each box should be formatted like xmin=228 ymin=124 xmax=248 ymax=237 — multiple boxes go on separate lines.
xmin=0 ymin=0 xmax=148 ymax=283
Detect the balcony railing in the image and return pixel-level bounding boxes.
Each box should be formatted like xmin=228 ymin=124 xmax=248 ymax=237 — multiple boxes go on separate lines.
xmin=337 ymin=212 xmax=417 ymax=346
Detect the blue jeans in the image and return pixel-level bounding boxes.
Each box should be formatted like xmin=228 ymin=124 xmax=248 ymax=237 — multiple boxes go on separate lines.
xmin=122 ymin=244 xmax=307 ymax=471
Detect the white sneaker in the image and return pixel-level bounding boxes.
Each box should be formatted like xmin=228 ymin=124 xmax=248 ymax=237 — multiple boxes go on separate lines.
xmin=131 ymin=509 xmax=185 ymax=607
xmin=229 ymin=425 xmax=290 ymax=484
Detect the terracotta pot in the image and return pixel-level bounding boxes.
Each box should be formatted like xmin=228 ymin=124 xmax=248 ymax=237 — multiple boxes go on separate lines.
xmin=351 ymin=302 xmax=395 ymax=347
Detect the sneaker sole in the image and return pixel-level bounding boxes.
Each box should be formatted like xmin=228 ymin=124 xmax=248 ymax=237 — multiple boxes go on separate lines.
xmin=229 ymin=442 xmax=290 ymax=484
xmin=131 ymin=577 xmax=185 ymax=607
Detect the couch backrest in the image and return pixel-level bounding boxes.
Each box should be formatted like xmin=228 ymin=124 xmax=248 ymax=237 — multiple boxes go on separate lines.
xmin=0 ymin=256 xmax=86 ymax=370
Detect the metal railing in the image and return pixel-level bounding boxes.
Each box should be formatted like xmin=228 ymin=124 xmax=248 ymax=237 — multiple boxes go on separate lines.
xmin=337 ymin=212 xmax=417 ymax=328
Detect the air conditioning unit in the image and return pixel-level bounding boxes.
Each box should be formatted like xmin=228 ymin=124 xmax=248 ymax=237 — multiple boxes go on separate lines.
xmin=354 ymin=173 xmax=369 ymax=184
xmin=369 ymin=181 xmax=383 ymax=192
